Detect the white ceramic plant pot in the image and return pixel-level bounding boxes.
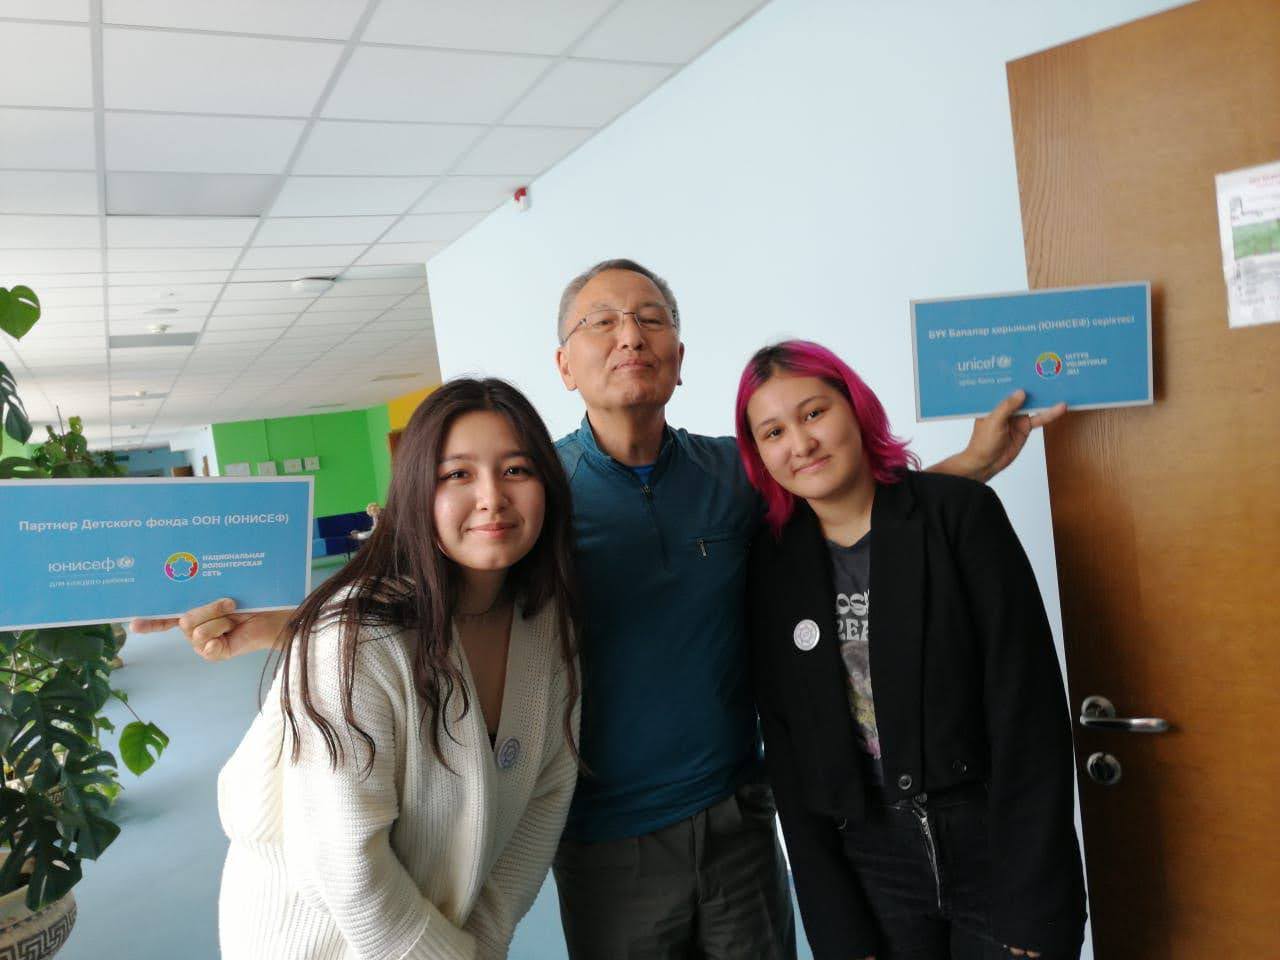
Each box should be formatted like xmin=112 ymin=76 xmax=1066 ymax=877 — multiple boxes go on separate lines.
xmin=0 ymin=885 xmax=76 ymax=959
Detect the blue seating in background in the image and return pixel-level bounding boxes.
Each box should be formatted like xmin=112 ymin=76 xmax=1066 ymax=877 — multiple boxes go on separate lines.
xmin=311 ymin=511 xmax=372 ymax=559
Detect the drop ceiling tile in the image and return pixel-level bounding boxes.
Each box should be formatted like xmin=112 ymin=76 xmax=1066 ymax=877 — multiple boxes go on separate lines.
xmin=218 ymin=281 xmax=315 ymax=301
xmin=454 ymin=126 xmax=593 ymax=176
xmin=255 ymin=216 xmax=395 ymax=247
xmin=20 ymin=321 xmax=101 ymax=339
xmin=355 ymin=242 xmax=446 ymax=266
xmin=339 ymin=263 xmax=427 ymax=281
xmin=212 ymin=298 xmax=304 ymax=316
xmin=4 ymin=1 xmax=90 ymax=21
xmin=3 ymin=249 xmax=103 ymax=273
xmin=0 ymin=108 xmax=96 ymax=170
xmin=108 ymin=318 xmax=202 ymax=335
xmin=1 ymin=273 xmax=103 ymax=291
xmin=239 ymin=245 xmax=364 ymax=270
xmin=108 ymin=283 xmax=225 ymax=305
xmin=106 ymin=269 xmax=231 ymax=285
xmin=34 ymin=305 xmax=105 ymax=324
xmin=574 ymin=0 xmax=765 ymax=64
xmin=103 ymin=0 xmax=366 ymax=39
xmin=324 ymin=46 xmax=548 ymax=123
xmin=201 ymin=328 xmax=280 ymax=343
xmin=269 ymin=177 xmax=433 ymax=217
xmin=0 ymin=22 xmax=92 ymax=108
xmin=294 ymin=121 xmax=482 ymax=176
xmin=107 ymin=247 xmax=241 ymax=271
xmin=105 ymin=115 xmax=305 ymax=175
xmin=0 ymin=172 xmax=98 ymax=214
xmin=321 ymin=277 xmax=423 ymax=298
xmin=414 ymin=176 xmax=520 ymax=213
xmin=381 ymin=212 xmax=483 ymax=245
xmin=0 ymin=215 xmax=99 ymax=249
xmin=104 ymin=28 xmax=342 ymax=116
xmin=364 ymin=0 xmax=614 ymax=53
xmin=108 ymin=300 xmax=212 ymax=320
xmin=295 ymin=308 xmax=381 ymax=324
xmin=205 ymin=317 xmax=294 ymax=333
xmin=106 ymin=217 xmax=258 ymax=248
xmin=506 ymin=60 xmax=673 ymax=126
xmin=228 ymin=266 xmax=350 ymax=283
xmin=30 ymin=287 xmax=104 ymax=308
xmin=308 ymin=294 xmax=404 ymax=313
xmin=106 ymin=172 xmax=280 ymax=218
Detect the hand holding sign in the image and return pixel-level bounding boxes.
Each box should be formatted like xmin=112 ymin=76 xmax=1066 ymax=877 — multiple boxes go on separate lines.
xmin=130 ymin=598 xmax=291 ymax=661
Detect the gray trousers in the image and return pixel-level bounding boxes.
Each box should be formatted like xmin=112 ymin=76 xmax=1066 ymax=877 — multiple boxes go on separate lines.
xmin=552 ymin=780 xmax=797 ymax=960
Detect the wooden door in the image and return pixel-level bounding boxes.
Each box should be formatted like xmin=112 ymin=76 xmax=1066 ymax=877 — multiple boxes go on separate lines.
xmin=1007 ymin=2 xmax=1280 ymax=955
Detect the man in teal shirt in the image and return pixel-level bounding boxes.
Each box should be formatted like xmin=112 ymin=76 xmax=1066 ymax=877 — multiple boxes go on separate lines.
xmin=545 ymin=259 xmax=1060 ymax=958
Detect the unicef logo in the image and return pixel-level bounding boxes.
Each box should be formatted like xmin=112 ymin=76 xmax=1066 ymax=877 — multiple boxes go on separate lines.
xmin=164 ymin=552 xmax=199 ymax=582
xmin=996 ymin=355 xmax=1013 ymax=370
xmin=1035 ymin=351 xmax=1063 ymax=379
xmin=116 ymin=556 xmax=135 ymax=570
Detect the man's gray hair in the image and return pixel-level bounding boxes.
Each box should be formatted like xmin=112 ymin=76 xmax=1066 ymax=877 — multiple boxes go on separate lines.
xmin=557 ymin=258 xmax=680 ymax=340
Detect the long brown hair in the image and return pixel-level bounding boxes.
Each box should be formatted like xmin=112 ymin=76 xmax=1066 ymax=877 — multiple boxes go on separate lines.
xmin=278 ymin=378 xmax=580 ymax=773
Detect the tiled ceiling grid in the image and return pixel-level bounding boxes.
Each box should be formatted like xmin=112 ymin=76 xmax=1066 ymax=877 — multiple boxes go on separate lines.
xmin=0 ymin=0 xmax=767 ymax=450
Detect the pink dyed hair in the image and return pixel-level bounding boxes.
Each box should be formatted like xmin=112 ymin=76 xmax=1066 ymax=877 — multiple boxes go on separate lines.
xmin=735 ymin=340 xmax=920 ymax=535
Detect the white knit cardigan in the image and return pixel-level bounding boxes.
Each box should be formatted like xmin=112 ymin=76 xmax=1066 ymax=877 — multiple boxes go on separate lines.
xmin=216 ymin=600 xmax=579 ymax=960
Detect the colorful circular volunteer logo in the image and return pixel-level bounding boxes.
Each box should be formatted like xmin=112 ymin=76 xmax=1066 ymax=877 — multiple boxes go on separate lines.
xmin=1035 ymin=351 xmax=1063 ymax=378
xmin=164 ymin=552 xmax=198 ymax=582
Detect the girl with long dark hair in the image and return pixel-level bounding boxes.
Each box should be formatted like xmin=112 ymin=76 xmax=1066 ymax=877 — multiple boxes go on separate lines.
xmin=735 ymin=341 xmax=1085 ymax=960
xmin=217 ymin=378 xmax=581 ymax=960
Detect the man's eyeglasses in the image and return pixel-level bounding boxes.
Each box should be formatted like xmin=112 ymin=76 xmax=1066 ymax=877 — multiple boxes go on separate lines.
xmin=560 ymin=305 xmax=678 ymax=345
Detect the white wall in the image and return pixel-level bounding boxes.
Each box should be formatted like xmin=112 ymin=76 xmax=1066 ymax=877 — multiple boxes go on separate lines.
xmin=427 ymin=0 xmax=1189 ymax=954
xmin=169 ymin=425 xmax=219 ymax=476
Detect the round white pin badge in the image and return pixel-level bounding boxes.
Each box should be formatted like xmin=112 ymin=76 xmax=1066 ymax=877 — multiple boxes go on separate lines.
xmin=793 ymin=619 xmax=820 ymax=651
xmin=496 ymin=737 xmax=521 ymax=770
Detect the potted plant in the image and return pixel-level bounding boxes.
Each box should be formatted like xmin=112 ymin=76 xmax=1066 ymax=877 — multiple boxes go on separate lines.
xmin=0 ymin=285 xmax=168 ymax=959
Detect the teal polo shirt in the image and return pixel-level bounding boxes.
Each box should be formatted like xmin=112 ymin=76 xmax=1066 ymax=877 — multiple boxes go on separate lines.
xmin=557 ymin=417 xmax=762 ymax=842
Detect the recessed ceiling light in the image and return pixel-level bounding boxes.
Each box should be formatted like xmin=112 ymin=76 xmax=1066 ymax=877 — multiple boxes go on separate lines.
xmin=291 ymin=276 xmax=337 ymax=295
xmin=371 ymin=372 xmax=420 ymax=382
xmin=145 ymin=307 xmax=181 ymax=315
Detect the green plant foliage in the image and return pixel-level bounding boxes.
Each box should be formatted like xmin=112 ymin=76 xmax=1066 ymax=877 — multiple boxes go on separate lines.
xmin=0 ymin=362 xmax=33 ymax=445
xmin=0 ymin=286 xmax=39 ymax=341
xmin=0 ymin=401 xmax=169 ymax=910
xmin=117 ymin=722 xmax=169 ymax=777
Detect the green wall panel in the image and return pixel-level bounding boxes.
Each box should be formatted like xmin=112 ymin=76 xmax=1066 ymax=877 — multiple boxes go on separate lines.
xmin=211 ymin=408 xmax=389 ymax=519
xmin=365 ymin=404 xmax=392 ymax=505
xmin=264 ymin=416 xmax=315 ymax=466
xmin=312 ymin=411 xmax=377 ymax=516
xmin=211 ymin=420 xmax=268 ymax=473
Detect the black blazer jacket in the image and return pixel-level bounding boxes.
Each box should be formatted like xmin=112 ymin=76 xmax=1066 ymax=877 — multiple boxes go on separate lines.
xmin=747 ymin=471 xmax=1086 ymax=959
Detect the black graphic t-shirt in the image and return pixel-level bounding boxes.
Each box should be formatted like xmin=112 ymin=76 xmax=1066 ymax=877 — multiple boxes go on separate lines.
xmin=826 ymin=533 xmax=882 ymax=785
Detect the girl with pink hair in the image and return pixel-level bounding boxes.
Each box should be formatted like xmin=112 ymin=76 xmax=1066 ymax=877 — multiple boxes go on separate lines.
xmin=736 ymin=340 xmax=1085 ymax=960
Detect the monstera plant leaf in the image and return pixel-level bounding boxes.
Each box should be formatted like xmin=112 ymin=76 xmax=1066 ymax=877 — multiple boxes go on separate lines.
xmin=0 ymin=362 xmax=32 ymax=444
xmin=0 ymin=286 xmax=39 ymax=341
xmin=118 ymin=721 xmax=170 ymax=776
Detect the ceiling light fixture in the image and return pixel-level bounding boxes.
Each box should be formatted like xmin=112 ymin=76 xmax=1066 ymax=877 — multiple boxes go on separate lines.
xmin=291 ymin=276 xmax=337 ymax=295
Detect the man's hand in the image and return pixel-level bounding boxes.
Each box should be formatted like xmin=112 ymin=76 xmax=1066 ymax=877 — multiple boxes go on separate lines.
xmin=931 ymin=390 xmax=1067 ymax=483
xmin=129 ymin=599 xmax=292 ymax=661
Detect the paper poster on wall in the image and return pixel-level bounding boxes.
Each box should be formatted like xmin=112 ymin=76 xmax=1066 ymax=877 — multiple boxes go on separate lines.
xmin=224 ymin=462 xmax=250 ymax=477
xmin=1216 ymin=159 xmax=1280 ymax=328
xmin=303 ymin=456 xmax=320 ymax=471
xmin=257 ymin=461 xmax=278 ymax=476
xmin=283 ymin=458 xmax=303 ymax=474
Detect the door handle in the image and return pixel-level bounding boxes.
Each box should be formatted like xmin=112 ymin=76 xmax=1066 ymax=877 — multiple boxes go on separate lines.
xmin=1079 ymin=695 xmax=1169 ymax=733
